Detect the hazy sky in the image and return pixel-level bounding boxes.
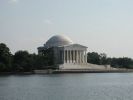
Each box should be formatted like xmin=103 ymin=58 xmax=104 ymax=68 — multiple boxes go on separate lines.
xmin=1 ymin=0 xmax=133 ymax=58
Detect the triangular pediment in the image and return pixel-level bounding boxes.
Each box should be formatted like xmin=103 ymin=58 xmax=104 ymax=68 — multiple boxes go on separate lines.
xmin=64 ymin=44 xmax=87 ymax=48
xmin=57 ymin=43 xmax=87 ymax=51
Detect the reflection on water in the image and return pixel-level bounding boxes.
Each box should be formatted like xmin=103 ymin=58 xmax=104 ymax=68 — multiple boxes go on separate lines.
xmin=0 ymin=73 xmax=133 ymax=100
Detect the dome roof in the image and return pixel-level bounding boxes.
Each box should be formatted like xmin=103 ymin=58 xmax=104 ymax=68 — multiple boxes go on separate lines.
xmin=45 ymin=35 xmax=73 ymax=47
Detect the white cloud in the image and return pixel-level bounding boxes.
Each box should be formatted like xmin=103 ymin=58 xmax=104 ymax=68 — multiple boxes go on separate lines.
xmin=9 ymin=0 xmax=18 ymax=4
xmin=43 ymin=19 xmax=53 ymax=25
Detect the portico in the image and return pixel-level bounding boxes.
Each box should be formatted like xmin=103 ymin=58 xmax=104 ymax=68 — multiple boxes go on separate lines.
xmin=60 ymin=44 xmax=87 ymax=64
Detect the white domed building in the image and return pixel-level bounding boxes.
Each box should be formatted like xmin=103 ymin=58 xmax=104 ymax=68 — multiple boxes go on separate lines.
xmin=37 ymin=35 xmax=113 ymax=71
xmin=38 ymin=35 xmax=88 ymax=69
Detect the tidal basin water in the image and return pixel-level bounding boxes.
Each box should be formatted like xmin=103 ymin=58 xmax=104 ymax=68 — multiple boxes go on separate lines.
xmin=0 ymin=73 xmax=133 ymax=100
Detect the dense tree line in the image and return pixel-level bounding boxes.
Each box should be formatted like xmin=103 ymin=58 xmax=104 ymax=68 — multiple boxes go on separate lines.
xmin=0 ymin=43 xmax=133 ymax=72
xmin=0 ymin=43 xmax=55 ymax=72
xmin=87 ymin=52 xmax=133 ymax=69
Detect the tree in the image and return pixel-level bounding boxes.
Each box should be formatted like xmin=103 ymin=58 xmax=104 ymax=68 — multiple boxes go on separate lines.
xmin=99 ymin=53 xmax=107 ymax=65
xmin=0 ymin=43 xmax=12 ymax=71
xmin=13 ymin=50 xmax=31 ymax=72
xmin=109 ymin=57 xmax=133 ymax=68
xmin=87 ymin=52 xmax=100 ymax=64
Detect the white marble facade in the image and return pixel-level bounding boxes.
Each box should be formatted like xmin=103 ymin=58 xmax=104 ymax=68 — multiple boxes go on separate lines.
xmin=38 ymin=35 xmax=88 ymax=67
xmin=58 ymin=44 xmax=87 ymax=64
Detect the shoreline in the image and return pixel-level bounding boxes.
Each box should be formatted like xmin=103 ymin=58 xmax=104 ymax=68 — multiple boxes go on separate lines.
xmin=1 ymin=69 xmax=133 ymax=74
xmin=53 ymin=69 xmax=133 ymax=73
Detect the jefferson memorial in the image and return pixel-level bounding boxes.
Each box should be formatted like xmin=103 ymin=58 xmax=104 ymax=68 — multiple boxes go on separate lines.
xmin=38 ymin=35 xmax=110 ymax=70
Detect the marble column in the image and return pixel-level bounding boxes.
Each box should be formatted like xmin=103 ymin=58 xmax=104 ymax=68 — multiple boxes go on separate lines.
xmin=78 ymin=51 xmax=80 ymax=63
xmin=81 ymin=51 xmax=83 ymax=63
xmin=76 ymin=50 xmax=78 ymax=63
xmin=75 ymin=50 xmax=76 ymax=63
xmin=66 ymin=50 xmax=68 ymax=63
xmin=82 ymin=51 xmax=84 ymax=63
xmin=79 ymin=51 xmax=81 ymax=63
xmin=78 ymin=51 xmax=79 ymax=63
xmin=69 ymin=50 xmax=71 ymax=63
xmin=83 ymin=51 xmax=85 ymax=63
xmin=70 ymin=50 xmax=72 ymax=63
xmin=67 ymin=50 xmax=68 ymax=63
xmin=84 ymin=51 xmax=86 ymax=63
xmin=85 ymin=51 xmax=87 ymax=63
xmin=73 ymin=50 xmax=75 ymax=63
xmin=71 ymin=50 xmax=73 ymax=63
xmin=63 ymin=50 xmax=65 ymax=63
xmin=80 ymin=51 xmax=82 ymax=63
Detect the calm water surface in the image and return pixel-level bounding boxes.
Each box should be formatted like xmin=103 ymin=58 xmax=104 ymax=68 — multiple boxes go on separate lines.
xmin=0 ymin=73 xmax=133 ymax=100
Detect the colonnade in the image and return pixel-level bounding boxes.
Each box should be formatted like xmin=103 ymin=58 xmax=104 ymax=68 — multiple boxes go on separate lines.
xmin=62 ymin=50 xmax=87 ymax=64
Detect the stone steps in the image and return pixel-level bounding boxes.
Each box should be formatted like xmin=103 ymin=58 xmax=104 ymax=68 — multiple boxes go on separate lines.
xmin=59 ymin=63 xmax=112 ymax=70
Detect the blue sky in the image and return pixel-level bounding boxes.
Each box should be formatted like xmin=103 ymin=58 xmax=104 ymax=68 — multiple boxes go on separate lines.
xmin=1 ymin=0 xmax=133 ymax=58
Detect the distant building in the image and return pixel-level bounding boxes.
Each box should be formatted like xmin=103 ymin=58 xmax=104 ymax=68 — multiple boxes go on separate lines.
xmin=38 ymin=35 xmax=88 ymax=69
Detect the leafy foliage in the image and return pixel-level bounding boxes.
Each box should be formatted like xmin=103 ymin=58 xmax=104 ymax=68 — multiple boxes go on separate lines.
xmin=13 ymin=51 xmax=32 ymax=72
xmin=110 ymin=57 xmax=133 ymax=68
xmin=87 ymin=52 xmax=100 ymax=64
xmin=87 ymin=52 xmax=133 ymax=68
xmin=87 ymin=52 xmax=108 ymax=65
xmin=0 ymin=43 xmax=55 ymax=72
xmin=0 ymin=43 xmax=12 ymax=71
